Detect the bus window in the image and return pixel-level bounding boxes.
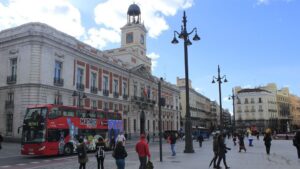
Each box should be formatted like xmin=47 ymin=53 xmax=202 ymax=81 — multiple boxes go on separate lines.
xmin=76 ymin=110 xmax=87 ymax=118
xmin=62 ymin=110 xmax=75 ymax=117
xmin=48 ymin=108 xmax=62 ymax=119
xmin=47 ymin=129 xmax=69 ymax=142
xmin=88 ymin=111 xmax=97 ymax=118
xmin=96 ymin=111 xmax=105 ymax=118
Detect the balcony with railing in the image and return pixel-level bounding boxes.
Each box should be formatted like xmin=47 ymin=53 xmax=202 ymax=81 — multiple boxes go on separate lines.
xmin=113 ymin=92 xmax=119 ymax=98
xmin=103 ymin=90 xmax=109 ymax=96
xmin=258 ymin=109 xmax=264 ymax=112
xmin=122 ymin=94 xmax=128 ymax=100
xmin=53 ymin=77 xmax=64 ymax=86
xmin=5 ymin=100 xmax=14 ymax=109
xmin=76 ymin=83 xmax=84 ymax=91
xmin=90 ymin=86 xmax=98 ymax=94
xmin=7 ymin=75 xmax=16 ymax=84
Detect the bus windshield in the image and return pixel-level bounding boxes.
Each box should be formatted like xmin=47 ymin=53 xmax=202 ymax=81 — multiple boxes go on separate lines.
xmin=22 ymin=107 xmax=48 ymax=143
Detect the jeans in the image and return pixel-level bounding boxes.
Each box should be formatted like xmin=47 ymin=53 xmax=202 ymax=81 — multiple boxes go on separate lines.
xmin=139 ymin=156 xmax=147 ymax=169
xmin=116 ymin=159 xmax=125 ymax=169
xmin=97 ymin=157 xmax=104 ymax=169
xmin=216 ymin=153 xmax=229 ymax=168
xmin=171 ymin=144 xmax=176 ymax=156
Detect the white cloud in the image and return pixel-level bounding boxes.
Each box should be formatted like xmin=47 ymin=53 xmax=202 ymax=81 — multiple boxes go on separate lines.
xmin=84 ymin=28 xmax=120 ymax=50
xmin=256 ymin=0 xmax=293 ymax=5
xmin=86 ymin=0 xmax=194 ymax=48
xmin=147 ymin=52 xmax=160 ymax=71
xmin=0 ymin=0 xmax=85 ymax=38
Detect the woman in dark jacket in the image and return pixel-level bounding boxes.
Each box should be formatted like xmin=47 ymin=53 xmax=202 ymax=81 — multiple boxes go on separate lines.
xmin=95 ymin=137 xmax=106 ymax=169
xmin=77 ymin=138 xmax=88 ymax=169
xmin=263 ymin=133 xmax=272 ymax=155
xmin=113 ymin=141 xmax=128 ymax=169
xmin=294 ymin=131 xmax=300 ymax=159
xmin=216 ymin=134 xmax=231 ymax=169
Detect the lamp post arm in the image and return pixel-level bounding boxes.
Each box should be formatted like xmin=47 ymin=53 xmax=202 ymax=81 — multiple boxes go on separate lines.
xmin=174 ymin=31 xmax=181 ymax=36
xmin=187 ymin=27 xmax=197 ymax=36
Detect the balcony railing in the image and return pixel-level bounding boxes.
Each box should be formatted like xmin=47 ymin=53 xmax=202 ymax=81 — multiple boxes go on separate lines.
xmin=90 ymin=86 xmax=98 ymax=94
xmin=53 ymin=77 xmax=64 ymax=86
xmin=7 ymin=75 xmax=16 ymax=84
xmin=103 ymin=90 xmax=109 ymax=96
xmin=76 ymin=83 xmax=84 ymax=91
xmin=123 ymin=94 xmax=128 ymax=100
xmin=258 ymin=109 xmax=264 ymax=112
xmin=5 ymin=101 xmax=14 ymax=109
xmin=113 ymin=92 xmax=119 ymax=98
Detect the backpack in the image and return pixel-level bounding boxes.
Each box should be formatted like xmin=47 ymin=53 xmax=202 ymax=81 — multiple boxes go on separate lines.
xmin=96 ymin=146 xmax=105 ymax=158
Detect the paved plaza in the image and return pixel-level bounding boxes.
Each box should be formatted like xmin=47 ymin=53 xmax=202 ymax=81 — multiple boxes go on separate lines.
xmin=0 ymin=137 xmax=299 ymax=169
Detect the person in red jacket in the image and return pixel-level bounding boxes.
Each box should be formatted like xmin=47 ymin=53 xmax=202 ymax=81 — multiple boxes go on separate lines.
xmin=135 ymin=134 xmax=151 ymax=169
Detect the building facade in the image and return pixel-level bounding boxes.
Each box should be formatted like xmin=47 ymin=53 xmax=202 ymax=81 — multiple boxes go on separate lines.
xmin=0 ymin=4 xmax=180 ymax=140
xmin=234 ymin=87 xmax=278 ymax=132
xmin=176 ymin=78 xmax=212 ymax=129
xmin=290 ymin=94 xmax=300 ymax=129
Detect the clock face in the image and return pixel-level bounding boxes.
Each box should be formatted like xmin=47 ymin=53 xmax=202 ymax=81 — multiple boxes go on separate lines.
xmin=140 ymin=34 xmax=144 ymax=44
xmin=126 ymin=32 xmax=133 ymax=44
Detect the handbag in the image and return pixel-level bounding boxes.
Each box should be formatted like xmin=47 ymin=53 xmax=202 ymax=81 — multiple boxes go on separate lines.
xmin=146 ymin=160 xmax=154 ymax=169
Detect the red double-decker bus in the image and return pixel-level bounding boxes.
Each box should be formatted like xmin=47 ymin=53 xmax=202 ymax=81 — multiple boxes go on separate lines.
xmin=21 ymin=104 xmax=122 ymax=156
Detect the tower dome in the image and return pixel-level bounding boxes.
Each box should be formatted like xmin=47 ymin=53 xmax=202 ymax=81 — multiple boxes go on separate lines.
xmin=127 ymin=3 xmax=141 ymax=16
xmin=127 ymin=3 xmax=141 ymax=24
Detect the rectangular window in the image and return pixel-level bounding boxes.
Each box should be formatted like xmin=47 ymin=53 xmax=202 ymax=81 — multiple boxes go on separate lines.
xmin=10 ymin=58 xmax=17 ymax=76
xmin=134 ymin=119 xmax=136 ymax=132
xmin=92 ymin=100 xmax=97 ymax=109
xmin=91 ymin=72 xmax=97 ymax=88
xmin=123 ymin=82 xmax=127 ymax=95
xmin=54 ymin=94 xmax=62 ymax=105
xmin=54 ymin=61 xmax=62 ymax=79
xmin=134 ymin=85 xmax=137 ymax=97
xmin=6 ymin=114 xmax=13 ymax=135
xmin=104 ymin=102 xmax=108 ymax=110
xmin=114 ymin=79 xmax=119 ymax=93
xmin=103 ymin=76 xmax=109 ymax=90
xmin=77 ymin=67 xmax=84 ymax=84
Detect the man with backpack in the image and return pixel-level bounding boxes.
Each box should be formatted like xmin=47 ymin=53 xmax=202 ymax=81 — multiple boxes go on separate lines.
xmin=95 ymin=137 xmax=106 ymax=169
xmin=77 ymin=138 xmax=88 ymax=169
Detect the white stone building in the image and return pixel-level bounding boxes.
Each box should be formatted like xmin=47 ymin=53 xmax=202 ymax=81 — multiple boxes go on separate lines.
xmin=0 ymin=4 xmax=180 ymax=140
xmin=234 ymin=88 xmax=278 ymax=131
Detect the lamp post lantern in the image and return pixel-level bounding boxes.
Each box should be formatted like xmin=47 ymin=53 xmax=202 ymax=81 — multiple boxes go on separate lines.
xmin=171 ymin=11 xmax=200 ymax=153
xmin=212 ymin=65 xmax=227 ymax=132
xmin=228 ymin=88 xmax=238 ymax=132
xmin=72 ymin=91 xmax=87 ymax=108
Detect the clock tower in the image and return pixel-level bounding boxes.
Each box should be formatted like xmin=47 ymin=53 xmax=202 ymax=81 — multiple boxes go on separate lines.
xmin=121 ymin=4 xmax=147 ymax=56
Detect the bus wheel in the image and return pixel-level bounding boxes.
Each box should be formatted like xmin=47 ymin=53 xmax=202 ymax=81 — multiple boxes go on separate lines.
xmin=64 ymin=144 xmax=73 ymax=155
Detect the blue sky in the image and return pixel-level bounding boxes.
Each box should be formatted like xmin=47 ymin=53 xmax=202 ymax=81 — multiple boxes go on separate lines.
xmin=1 ymin=0 xmax=299 ymax=113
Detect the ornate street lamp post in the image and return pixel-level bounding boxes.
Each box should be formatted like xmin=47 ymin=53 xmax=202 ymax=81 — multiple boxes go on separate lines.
xmin=212 ymin=65 xmax=227 ymax=132
xmin=229 ymin=88 xmax=238 ymax=132
xmin=171 ymin=11 xmax=200 ymax=153
xmin=72 ymin=91 xmax=87 ymax=108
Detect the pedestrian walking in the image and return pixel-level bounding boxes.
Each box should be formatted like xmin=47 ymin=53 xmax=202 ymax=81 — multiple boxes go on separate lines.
xmin=209 ymin=134 xmax=219 ymax=168
xmin=216 ymin=134 xmax=231 ymax=169
xmin=256 ymin=132 xmax=260 ymax=140
xmin=77 ymin=138 xmax=88 ymax=169
xmin=95 ymin=137 xmax=106 ymax=169
xmin=293 ymin=130 xmax=300 ymax=159
xmin=197 ymin=134 xmax=204 ymax=147
xmin=238 ymin=134 xmax=246 ymax=152
xmin=0 ymin=132 xmax=3 ymax=150
xmin=263 ymin=132 xmax=272 ymax=155
xmin=136 ymin=134 xmax=151 ymax=169
xmin=112 ymin=141 xmax=128 ymax=169
xmin=110 ymin=135 xmax=115 ymax=150
xmin=168 ymin=133 xmax=177 ymax=156
xmin=232 ymin=133 xmax=237 ymax=146
xmin=116 ymin=132 xmax=126 ymax=146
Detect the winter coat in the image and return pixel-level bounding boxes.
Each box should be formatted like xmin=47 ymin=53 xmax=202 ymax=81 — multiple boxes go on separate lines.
xmin=136 ymin=138 xmax=151 ymax=158
xmin=263 ymin=134 xmax=272 ymax=146
xmin=218 ymin=137 xmax=230 ymax=155
xmin=77 ymin=143 xmax=89 ymax=164
xmin=213 ymin=136 xmax=219 ymax=153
